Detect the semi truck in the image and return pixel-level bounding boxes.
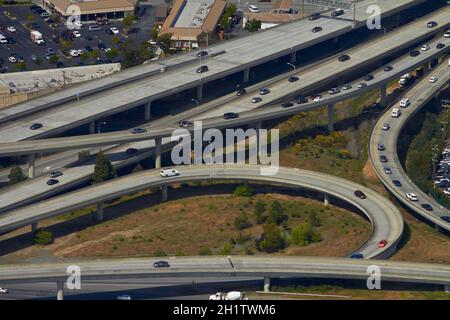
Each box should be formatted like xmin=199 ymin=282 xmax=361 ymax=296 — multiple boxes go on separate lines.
xmin=209 ymin=291 xmax=248 ymax=300
xmin=31 ymin=30 xmax=45 ymax=45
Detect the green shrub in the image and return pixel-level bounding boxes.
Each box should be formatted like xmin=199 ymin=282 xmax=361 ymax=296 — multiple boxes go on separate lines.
xmin=33 ymin=229 xmax=53 ymax=245
xmin=233 ymin=185 xmax=254 ymax=197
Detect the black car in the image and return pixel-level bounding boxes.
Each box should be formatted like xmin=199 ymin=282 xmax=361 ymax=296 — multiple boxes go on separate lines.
xmin=296 ymin=96 xmax=308 ymax=104
xmin=288 ymin=76 xmax=299 ymax=82
xmin=236 ymin=88 xmax=246 ymax=96
xmin=380 ymin=155 xmax=388 ymax=163
xmin=281 ymin=102 xmax=294 ymax=108
xmin=421 ymin=203 xmax=433 ymax=211
xmin=410 ymin=50 xmax=420 ymax=57
xmin=47 ymin=179 xmax=59 ymax=186
xmin=309 ymin=12 xmax=320 ymax=20
xmin=354 ymin=190 xmax=366 ymax=199
xmin=49 ymin=170 xmax=63 ymax=178
xmin=364 ymin=74 xmax=374 ymax=81
xmin=312 ymin=26 xmax=322 ymax=33
xmin=126 ymin=148 xmax=138 ymax=155
xmin=436 ymin=43 xmax=445 ymax=49
xmin=440 ymin=216 xmax=450 ymax=223
xmin=30 ymin=123 xmax=43 ymax=130
xmin=331 ymin=9 xmax=344 ymax=17
xmin=392 ymin=180 xmax=402 ymax=187
xmin=377 ymin=144 xmax=385 ymax=151
xmin=197 ymin=50 xmax=208 ymax=57
xmin=427 ymin=21 xmax=437 ymax=28
xmin=153 ymin=261 xmax=170 ymax=268
xmin=383 ymin=65 xmax=393 ymax=72
xmin=350 ymin=253 xmax=364 ymax=259
xmin=197 ymin=65 xmax=208 ymax=73
xmin=179 ymin=120 xmax=193 ymax=128
xmin=338 ymin=54 xmax=350 ymax=62
xmin=130 ymin=127 xmax=146 ymax=134
xmin=223 ymin=112 xmax=239 ymax=120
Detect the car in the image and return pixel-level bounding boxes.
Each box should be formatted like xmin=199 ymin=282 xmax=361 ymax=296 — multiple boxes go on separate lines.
xmin=110 ymin=27 xmax=119 ymax=35
xmin=46 ymin=48 xmax=55 ymax=55
xmin=288 ymin=76 xmax=299 ymax=82
xmin=377 ymin=144 xmax=385 ymax=151
xmin=357 ymin=82 xmax=367 ymax=89
xmin=84 ymin=46 xmax=93 ymax=52
xmin=296 ymin=96 xmax=308 ymax=104
xmin=436 ymin=43 xmax=445 ymax=49
xmin=380 ymin=155 xmax=388 ymax=163
xmin=409 ymin=50 xmax=420 ymax=57
xmin=49 ymin=170 xmax=63 ymax=178
xmin=31 ymin=54 xmax=37 ymax=61
xmin=354 ymin=190 xmax=366 ymax=199
xmin=440 ymin=216 xmax=450 ymax=223
xmin=399 ymin=98 xmax=410 ymax=108
xmin=116 ymin=295 xmax=132 ymax=300
xmin=338 ymin=54 xmax=350 ymax=62
xmin=103 ymin=47 xmax=112 ymax=53
xmin=248 ymin=4 xmax=260 ymax=13
xmin=197 ymin=50 xmax=208 ymax=57
xmin=40 ymin=11 xmax=50 ymax=18
xmin=429 ymin=76 xmax=438 ymax=83
xmin=421 ymin=203 xmax=433 ymax=211
xmin=130 ymin=127 xmax=146 ymax=134
xmin=126 ymin=148 xmax=138 ymax=155
xmin=420 ymin=44 xmax=430 ymax=51
xmin=259 ymin=88 xmax=270 ymax=95
xmin=445 ymin=30 xmax=450 ymax=38
xmin=406 ymin=192 xmax=418 ymax=201
xmin=363 ymin=74 xmax=374 ymax=81
xmin=427 ymin=21 xmax=437 ymax=28
xmin=223 ymin=112 xmax=239 ymax=119
xmin=0 ymin=287 xmax=8 ymax=294
xmin=47 ymin=178 xmax=59 ymax=186
xmin=8 ymin=55 xmax=17 ymax=63
xmin=312 ymin=95 xmax=323 ymax=102
xmin=341 ymin=84 xmax=352 ymax=91
xmin=383 ymin=167 xmax=392 ymax=174
xmin=153 ymin=260 xmax=170 ymax=267
xmin=391 ymin=108 xmax=401 ymax=118
xmin=392 ymin=180 xmax=402 ymax=187
xmin=377 ymin=240 xmax=388 ymax=248
xmin=89 ymin=25 xmax=102 ymax=32
xmin=252 ymin=97 xmax=262 ymax=103
xmin=309 ymin=12 xmax=320 ymax=20
xmin=236 ymin=88 xmax=246 ymax=96
xmin=281 ymin=102 xmax=293 ymax=108
xmin=7 ymin=26 xmax=16 ymax=32
xmin=328 ymin=87 xmax=340 ymax=95
xmin=383 ymin=65 xmax=393 ymax=72
xmin=382 ymin=123 xmax=390 ymax=131
xmin=331 ymin=8 xmax=344 ymax=17
xmin=6 ymin=37 xmax=15 ymax=44
xmin=197 ymin=65 xmax=208 ymax=73
xmin=44 ymin=17 xmax=54 ymax=23
xmin=350 ymin=253 xmax=364 ymax=259
xmin=30 ymin=123 xmax=43 ymax=130
xmin=160 ymin=169 xmax=179 ymax=177
xmin=312 ymin=26 xmax=322 ymax=33
xmin=179 ymin=120 xmax=193 ymax=128
xmin=69 ymin=49 xmax=80 ymax=57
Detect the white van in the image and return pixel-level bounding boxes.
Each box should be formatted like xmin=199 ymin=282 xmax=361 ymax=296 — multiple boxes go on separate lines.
xmin=248 ymin=4 xmax=260 ymax=13
xmin=391 ymin=108 xmax=401 ymax=118
xmin=0 ymin=34 xmax=7 ymax=44
xmin=399 ymin=98 xmax=410 ymax=108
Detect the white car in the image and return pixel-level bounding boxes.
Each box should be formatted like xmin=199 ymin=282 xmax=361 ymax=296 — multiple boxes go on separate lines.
xmin=0 ymin=287 xmax=8 ymax=294
xmin=104 ymin=47 xmax=112 ymax=53
xmin=399 ymin=98 xmax=410 ymax=108
xmin=248 ymin=4 xmax=260 ymax=13
xmin=420 ymin=44 xmax=430 ymax=51
xmin=72 ymin=31 xmax=81 ymax=38
xmin=391 ymin=108 xmax=401 ymax=118
xmin=116 ymin=295 xmax=132 ymax=300
xmin=406 ymin=192 xmax=418 ymax=201
xmin=110 ymin=27 xmax=119 ymax=35
xmin=69 ymin=49 xmax=80 ymax=57
xmin=160 ymin=168 xmax=179 ymax=177
xmin=444 ymin=30 xmax=450 ymax=38
xmin=429 ymin=76 xmax=438 ymax=83
xmin=8 ymin=56 xmax=17 ymax=63
xmin=7 ymin=26 xmax=16 ymax=32
xmin=313 ymin=95 xmax=323 ymax=102
xmin=443 ymin=189 xmax=450 ymax=195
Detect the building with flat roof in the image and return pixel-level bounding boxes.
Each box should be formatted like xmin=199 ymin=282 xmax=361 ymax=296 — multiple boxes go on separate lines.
xmin=243 ymin=0 xmax=300 ymax=30
xmin=159 ymin=0 xmax=227 ymax=49
xmin=42 ymin=0 xmax=135 ymax=21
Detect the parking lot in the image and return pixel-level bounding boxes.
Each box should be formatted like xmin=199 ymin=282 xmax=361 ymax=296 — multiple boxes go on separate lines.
xmin=0 ymin=4 xmax=129 ymax=72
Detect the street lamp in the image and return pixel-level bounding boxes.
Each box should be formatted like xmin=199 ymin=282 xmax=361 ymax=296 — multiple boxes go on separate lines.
xmin=97 ymin=121 xmax=107 ymax=134
xmin=192 ymin=98 xmax=200 ymax=112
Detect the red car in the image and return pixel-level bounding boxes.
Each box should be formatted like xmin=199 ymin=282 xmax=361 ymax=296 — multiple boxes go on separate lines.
xmin=378 ymin=240 xmax=388 ymax=248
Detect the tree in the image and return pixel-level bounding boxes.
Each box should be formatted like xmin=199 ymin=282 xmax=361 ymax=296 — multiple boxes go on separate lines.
xmin=150 ymin=27 xmax=159 ymax=40
xmin=80 ymin=51 xmax=89 ymax=61
xmin=309 ymin=210 xmax=321 ymax=227
xmin=35 ymin=57 xmax=43 ymax=65
xmin=91 ymin=50 xmax=100 ymax=60
xmin=220 ymin=3 xmax=237 ymax=30
xmin=254 ymin=200 xmax=267 ymax=224
xmin=291 ymin=222 xmax=322 ymax=246
xmin=106 ymin=48 xmax=118 ymax=59
xmin=257 ymin=223 xmax=285 ymax=253
xmin=122 ymin=15 xmax=136 ymax=31
xmin=220 ymin=243 xmax=233 ymax=255
xmin=196 ymin=31 xmax=208 ymax=47
xmin=16 ymin=61 xmax=26 ymax=71
xmin=33 ymin=229 xmax=54 ymax=245
xmin=270 ymin=200 xmax=287 ymax=225
xmin=157 ymin=32 xmax=172 ymax=53
xmin=245 ymin=19 xmax=261 ymax=32
xmin=233 ymin=185 xmax=254 ymax=197
xmin=49 ymin=54 xmax=59 ymax=65
xmin=8 ymin=166 xmax=26 ymax=185
xmin=92 ymin=152 xmax=116 ymax=183
xmin=234 ymin=212 xmax=252 ymax=230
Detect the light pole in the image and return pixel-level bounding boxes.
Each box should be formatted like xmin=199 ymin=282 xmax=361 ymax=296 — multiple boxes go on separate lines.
xmin=192 ymin=98 xmax=200 ymax=112
xmin=97 ymin=121 xmax=107 ymax=133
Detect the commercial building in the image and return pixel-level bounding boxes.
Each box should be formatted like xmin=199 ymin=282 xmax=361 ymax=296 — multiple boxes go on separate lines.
xmin=159 ymin=0 xmax=227 ymax=49
xmin=42 ymin=0 xmax=135 ymax=22
xmin=243 ymin=0 xmax=301 ymax=30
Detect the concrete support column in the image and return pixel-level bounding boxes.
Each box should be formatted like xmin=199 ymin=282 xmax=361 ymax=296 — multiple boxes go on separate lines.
xmin=155 ymin=137 xmax=162 ymax=169
xmin=96 ymin=202 xmax=104 ymax=222
xmin=380 ymin=84 xmax=387 ymax=106
xmin=196 ymin=84 xmax=203 ymax=101
xmin=28 ymin=153 xmax=35 ymax=179
xmin=333 ymin=36 xmax=339 ymax=46
xmin=160 ymin=64 xmax=167 ymax=73
xmin=89 ymin=121 xmax=95 ymax=134
xmin=144 ymin=102 xmax=152 ymax=121
xmin=324 ymin=193 xmax=329 ymax=206
xmin=263 ymin=276 xmax=271 ymax=293
xmin=56 ymin=281 xmax=64 ymax=300
xmin=327 ymin=103 xmax=334 ymax=132
xmin=243 ymin=67 xmax=250 ymax=83
xmin=31 ymin=222 xmax=38 ymax=234
xmin=254 ymin=121 xmax=262 ymax=150
xmin=289 ymin=52 xmax=296 ymax=64
xmin=161 ymin=185 xmax=168 ymax=202
xmin=445 ymin=284 xmax=450 ymax=293
xmin=435 ymin=224 xmax=442 ymax=233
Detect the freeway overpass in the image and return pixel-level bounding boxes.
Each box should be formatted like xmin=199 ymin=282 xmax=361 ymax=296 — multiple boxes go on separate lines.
xmin=369 ymin=57 xmax=450 ymax=232
xmin=0 ymin=256 xmax=448 ymax=300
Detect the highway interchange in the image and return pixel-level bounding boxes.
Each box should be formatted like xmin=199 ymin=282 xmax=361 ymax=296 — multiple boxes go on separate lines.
xmin=0 ymin=0 xmax=449 ymax=300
